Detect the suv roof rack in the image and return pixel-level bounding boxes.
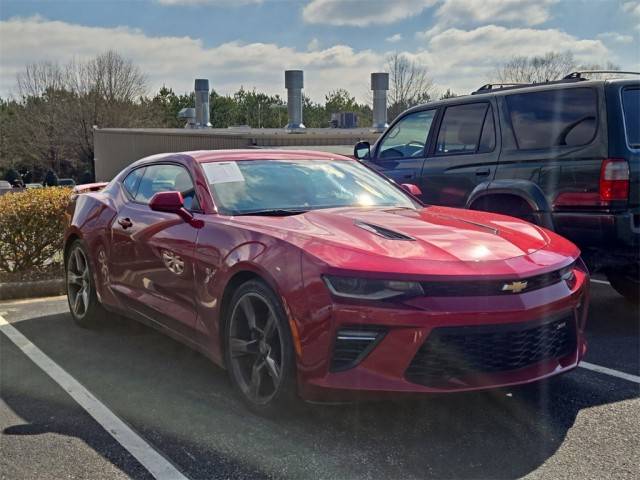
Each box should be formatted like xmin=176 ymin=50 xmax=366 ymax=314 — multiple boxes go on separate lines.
xmin=471 ymin=77 xmax=583 ymax=95
xmin=564 ymin=70 xmax=640 ymax=79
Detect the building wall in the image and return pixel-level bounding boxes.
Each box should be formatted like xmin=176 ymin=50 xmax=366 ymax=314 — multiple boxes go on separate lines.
xmin=94 ymin=128 xmax=380 ymax=180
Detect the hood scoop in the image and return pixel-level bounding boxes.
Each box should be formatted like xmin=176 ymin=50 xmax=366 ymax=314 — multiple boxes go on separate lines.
xmin=354 ymin=220 xmax=415 ymax=241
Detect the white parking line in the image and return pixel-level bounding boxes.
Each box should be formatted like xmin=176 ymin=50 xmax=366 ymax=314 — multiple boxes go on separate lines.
xmin=0 ymin=314 xmax=189 ymax=480
xmin=590 ymin=279 xmax=611 ymax=285
xmin=579 ymin=361 xmax=640 ymax=384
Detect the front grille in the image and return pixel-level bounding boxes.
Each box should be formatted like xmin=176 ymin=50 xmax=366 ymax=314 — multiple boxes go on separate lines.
xmin=405 ymin=316 xmax=576 ymax=387
xmin=330 ymin=327 xmax=385 ymax=372
xmin=419 ymin=265 xmax=573 ymax=296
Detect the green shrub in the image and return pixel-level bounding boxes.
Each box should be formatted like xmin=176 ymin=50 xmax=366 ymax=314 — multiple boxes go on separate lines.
xmin=0 ymin=187 xmax=72 ymax=273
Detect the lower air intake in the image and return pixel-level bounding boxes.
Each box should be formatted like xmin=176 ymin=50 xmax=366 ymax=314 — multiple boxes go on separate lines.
xmin=405 ymin=315 xmax=576 ymax=387
xmin=330 ymin=327 xmax=385 ymax=372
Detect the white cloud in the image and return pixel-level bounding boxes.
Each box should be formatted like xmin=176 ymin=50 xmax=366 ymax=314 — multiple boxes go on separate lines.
xmin=0 ymin=17 xmax=614 ymax=103
xmin=307 ymin=37 xmax=321 ymax=51
xmin=622 ymin=1 xmax=640 ymax=29
xmin=622 ymin=0 xmax=640 ymax=17
xmin=414 ymin=25 xmax=610 ymax=91
xmin=435 ymin=0 xmax=557 ymax=27
xmin=302 ymin=0 xmax=437 ymax=27
xmin=0 ymin=16 xmax=382 ymax=101
xmin=386 ymin=33 xmax=403 ymax=43
xmin=597 ymin=32 xmax=633 ymax=44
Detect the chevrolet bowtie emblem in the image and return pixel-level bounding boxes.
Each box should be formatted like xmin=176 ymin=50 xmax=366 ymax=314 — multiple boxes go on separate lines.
xmin=502 ymin=280 xmax=528 ymax=293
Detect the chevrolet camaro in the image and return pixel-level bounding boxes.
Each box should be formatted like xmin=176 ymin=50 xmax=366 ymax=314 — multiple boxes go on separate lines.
xmin=64 ymin=150 xmax=589 ymax=413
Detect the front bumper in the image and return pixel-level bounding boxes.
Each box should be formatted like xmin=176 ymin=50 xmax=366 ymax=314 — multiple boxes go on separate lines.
xmin=296 ymin=267 xmax=589 ymax=401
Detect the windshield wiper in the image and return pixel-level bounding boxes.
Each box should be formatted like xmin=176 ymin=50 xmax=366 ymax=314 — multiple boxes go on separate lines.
xmin=235 ymin=208 xmax=309 ymax=216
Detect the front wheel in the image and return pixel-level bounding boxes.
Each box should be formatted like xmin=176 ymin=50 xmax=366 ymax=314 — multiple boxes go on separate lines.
xmin=223 ymin=280 xmax=298 ymax=415
xmin=605 ymin=265 xmax=640 ymax=305
xmin=66 ymin=240 xmax=107 ymax=327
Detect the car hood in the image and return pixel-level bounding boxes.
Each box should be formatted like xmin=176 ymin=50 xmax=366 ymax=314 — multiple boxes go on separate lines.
xmin=234 ymin=205 xmax=556 ymax=267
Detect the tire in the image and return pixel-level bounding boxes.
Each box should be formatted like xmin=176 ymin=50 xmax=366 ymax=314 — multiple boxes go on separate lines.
xmin=223 ymin=279 xmax=298 ymax=415
xmin=605 ymin=266 xmax=640 ymax=305
xmin=65 ymin=239 xmax=107 ymax=327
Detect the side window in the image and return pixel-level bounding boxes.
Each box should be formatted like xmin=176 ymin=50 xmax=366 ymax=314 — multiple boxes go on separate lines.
xmin=505 ymin=87 xmax=597 ymax=150
xmin=621 ymin=88 xmax=639 ymax=149
xmin=435 ymin=103 xmax=488 ymax=155
xmin=122 ymin=167 xmax=145 ymax=199
xmin=377 ymin=110 xmax=435 ymax=160
xmin=135 ymin=164 xmax=200 ymax=210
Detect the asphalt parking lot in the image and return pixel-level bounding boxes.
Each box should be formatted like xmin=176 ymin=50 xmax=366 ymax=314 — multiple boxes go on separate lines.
xmin=1 ymin=280 xmax=639 ymax=480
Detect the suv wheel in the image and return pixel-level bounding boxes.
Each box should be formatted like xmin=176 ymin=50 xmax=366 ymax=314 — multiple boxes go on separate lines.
xmin=66 ymin=240 xmax=107 ymax=327
xmin=605 ymin=265 xmax=640 ymax=305
xmin=223 ymin=280 xmax=298 ymax=415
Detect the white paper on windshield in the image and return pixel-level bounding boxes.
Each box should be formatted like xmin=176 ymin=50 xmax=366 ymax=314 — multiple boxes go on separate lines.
xmin=203 ymin=161 xmax=245 ymax=184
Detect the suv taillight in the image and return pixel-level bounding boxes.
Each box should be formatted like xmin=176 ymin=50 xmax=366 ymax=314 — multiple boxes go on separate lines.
xmin=600 ymin=159 xmax=629 ymax=202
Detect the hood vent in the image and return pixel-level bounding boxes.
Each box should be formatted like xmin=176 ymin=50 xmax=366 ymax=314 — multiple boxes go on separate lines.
xmin=355 ymin=221 xmax=415 ymax=241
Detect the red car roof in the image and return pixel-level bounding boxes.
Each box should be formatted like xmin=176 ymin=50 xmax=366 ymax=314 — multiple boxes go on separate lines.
xmin=186 ymin=149 xmax=354 ymax=163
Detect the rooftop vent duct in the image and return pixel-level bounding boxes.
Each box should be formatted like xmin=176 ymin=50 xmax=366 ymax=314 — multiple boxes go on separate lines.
xmin=194 ymin=79 xmax=211 ymax=128
xmin=371 ymin=73 xmax=389 ymax=133
xmin=285 ymin=70 xmax=305 ymax=132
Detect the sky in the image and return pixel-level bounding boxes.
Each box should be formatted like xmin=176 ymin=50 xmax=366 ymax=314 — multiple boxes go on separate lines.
xmin=0 ymin=0 xmax=638 ymax=102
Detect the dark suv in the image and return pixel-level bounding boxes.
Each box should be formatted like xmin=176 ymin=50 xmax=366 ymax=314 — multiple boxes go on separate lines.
xmin=354 ymin=74 xmax=639 ymax=303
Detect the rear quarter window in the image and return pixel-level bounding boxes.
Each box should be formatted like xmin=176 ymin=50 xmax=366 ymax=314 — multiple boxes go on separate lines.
xmin=621 ymin=87 xmax=640 ymax=149
xmin=506 ymin=88 xmax=598 ymax=150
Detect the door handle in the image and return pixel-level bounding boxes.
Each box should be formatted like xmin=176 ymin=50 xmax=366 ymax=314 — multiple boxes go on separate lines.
xmin=118 ymin=217 xmax=133 ymax=229
xmin=475 ymin=168 xmax=491 ymax=176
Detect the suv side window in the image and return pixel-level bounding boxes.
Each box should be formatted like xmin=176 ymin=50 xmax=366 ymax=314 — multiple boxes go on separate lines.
xmin=122 ymin=167 xmax=145 ymax=199
xmin=377 ymin=110 xmax=436 ymax=160
xmin=435 ymin=103 xmax=491 ymax=155
xmin=505 ymin=87 xmax=597 ymax=150
xmin=621 ymin=87 xmax=639 ymax=149
xmin=135 ymin=164 xmax=200 ymax=210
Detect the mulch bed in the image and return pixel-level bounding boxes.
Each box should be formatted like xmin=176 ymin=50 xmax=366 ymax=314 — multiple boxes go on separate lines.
xmin=0 ymin=264 xmax=65 ymax=300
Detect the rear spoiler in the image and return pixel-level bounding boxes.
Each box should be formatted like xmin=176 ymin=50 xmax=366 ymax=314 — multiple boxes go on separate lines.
xmin=72 ymin=182 xmax=108 ymax=194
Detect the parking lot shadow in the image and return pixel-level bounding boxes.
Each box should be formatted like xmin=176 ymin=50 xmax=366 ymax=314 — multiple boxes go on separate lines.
xmin=3 ymin=311 xmax=639 ymax=480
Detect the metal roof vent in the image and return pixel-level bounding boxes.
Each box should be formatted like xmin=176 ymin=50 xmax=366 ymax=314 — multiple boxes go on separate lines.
xmin=371 ymin=73 xmax=389 ymax=133
xmin=194 ymin=79 xmax=212 ymax=128
xmin=178 ymin=107 xmax=196 ymax=128
xmin=285 ymin=70 xmax=305 ymax=132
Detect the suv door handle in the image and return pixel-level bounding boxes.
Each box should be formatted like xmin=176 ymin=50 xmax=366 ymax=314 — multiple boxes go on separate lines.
xmin=118 ymin=217 xmax=133 ymax=229
xmin=475 ymin=168 xmax=490 ymax=176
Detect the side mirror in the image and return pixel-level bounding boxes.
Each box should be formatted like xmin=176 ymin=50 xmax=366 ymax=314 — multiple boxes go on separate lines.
xmin=353 ymin=141 xmax=371 ymax=160
xmin=149 ymin=191 xmax=203 ymax=228
xmin=149 ymin=191 xmax=184 ymax=213
xmin=401 ymin=183 xmax=423 ymax=197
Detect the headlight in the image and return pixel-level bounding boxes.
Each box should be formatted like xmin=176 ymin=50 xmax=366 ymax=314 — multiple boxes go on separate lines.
xmin=323 ymin=275 xmax=424 ymax=300
xmin=560 ymin=263 xmax=577 ymax=288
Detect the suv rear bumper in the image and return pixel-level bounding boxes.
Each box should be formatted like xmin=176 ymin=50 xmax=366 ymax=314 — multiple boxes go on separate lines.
xmin=554 ymin=209 xmax=640 ymax=269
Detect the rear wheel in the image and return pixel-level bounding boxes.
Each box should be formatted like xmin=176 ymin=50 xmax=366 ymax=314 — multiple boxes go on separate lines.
xmin=224 ymin=280 xmax=298 ymax=415
xmin=470 ymin=195 xmax=537 ymax=225
xmin=605 ymin=265 xmax=640 ymax=305
xmin=66 ymin=240 xmax=106 ymax=327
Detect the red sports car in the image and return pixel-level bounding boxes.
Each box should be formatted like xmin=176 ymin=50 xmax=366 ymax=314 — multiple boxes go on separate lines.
xmin=64 ymin=150 xmax=589 ymax=413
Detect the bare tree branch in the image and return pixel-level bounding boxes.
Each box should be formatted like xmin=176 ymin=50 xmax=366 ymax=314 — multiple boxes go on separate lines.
xmin=386 ymin=52 xmax=433 ymax=121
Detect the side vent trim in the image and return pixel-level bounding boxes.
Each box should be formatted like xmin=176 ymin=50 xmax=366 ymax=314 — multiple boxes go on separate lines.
xmin=354 ymin=220 xmax=415 ymax=241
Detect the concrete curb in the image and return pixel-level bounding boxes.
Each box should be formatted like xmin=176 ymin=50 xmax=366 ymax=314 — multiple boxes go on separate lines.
xmin=0 ymin=278 xmax=65 ymax=301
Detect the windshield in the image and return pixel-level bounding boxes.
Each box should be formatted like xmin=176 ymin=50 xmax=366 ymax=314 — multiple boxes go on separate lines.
xmin=202 ymin=159 xmax=419 ymax=215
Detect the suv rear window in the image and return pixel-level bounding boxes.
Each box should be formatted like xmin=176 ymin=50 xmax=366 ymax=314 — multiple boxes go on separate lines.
xmin=622 ymin=88 xmax=640 ymax=149
xmin=506 ymin=87 xmax=597 ymax=150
